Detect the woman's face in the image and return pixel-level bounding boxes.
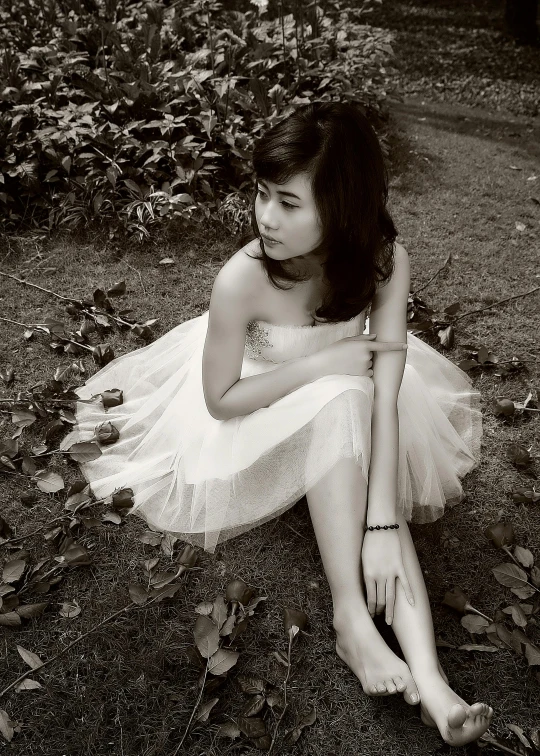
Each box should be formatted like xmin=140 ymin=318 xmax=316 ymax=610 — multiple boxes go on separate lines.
xmin=254 ymin=173 xmax=324 ymax=274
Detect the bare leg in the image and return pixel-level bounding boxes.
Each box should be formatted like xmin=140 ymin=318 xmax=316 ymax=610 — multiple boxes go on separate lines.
xmin=388 ymin=509 xmax=494 ymax=746
xmin=305 ymin=457 xmax=419 ymax=703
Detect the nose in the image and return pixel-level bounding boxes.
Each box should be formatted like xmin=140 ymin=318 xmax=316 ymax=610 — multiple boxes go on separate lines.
xmin=258 ymin=200 xmax=279 ymax=231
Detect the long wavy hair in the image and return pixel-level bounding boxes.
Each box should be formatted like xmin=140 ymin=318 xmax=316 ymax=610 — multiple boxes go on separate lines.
xmin=240 ymin=101 xmax=398 ymax=323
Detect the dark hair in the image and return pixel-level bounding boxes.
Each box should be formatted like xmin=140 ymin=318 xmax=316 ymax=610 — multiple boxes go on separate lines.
xmin=239 ymin=101 xmax=397 ymax=323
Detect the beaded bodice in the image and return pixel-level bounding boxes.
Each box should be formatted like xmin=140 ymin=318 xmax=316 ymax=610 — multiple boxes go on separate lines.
xmin=244 ymin=311 xmax=368 ymax=364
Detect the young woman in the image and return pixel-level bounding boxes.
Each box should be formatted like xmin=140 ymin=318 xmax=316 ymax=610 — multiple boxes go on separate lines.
xmin=71 ymin=101 xmax=491 ymax=745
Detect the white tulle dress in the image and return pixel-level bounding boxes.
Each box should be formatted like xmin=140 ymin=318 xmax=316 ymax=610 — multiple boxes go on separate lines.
xmin=67 ymin=301 xmax=482 ymax=553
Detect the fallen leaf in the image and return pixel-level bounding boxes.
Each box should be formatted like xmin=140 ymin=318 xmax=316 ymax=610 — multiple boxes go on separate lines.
xmin=138 ymin=531 xmax=162 ymax=547
xmin=492 ymin=563 xmax=529 ymax=589
xmin=457 ymin=644 xmax=499 ymax=652
xmin=485 ymin=522 xmax=515 ymax=549
xmin=237 ymin=676 xmax=266 ymax=695
xmin=195 ymin=601 xmax=213 ymax=616
xmin=101 ymin=511 xmax=122 ymax=524
xmin=241 ymin=693 xmax=266 ymax=717
xmin=3 ymin=560 xmax=26 ymax=584
xmin=59 ymin=600 xmax=82 ymax=618
xmin=525 ymin=643 xmax=540 ymax=666
xmin=461 ymin=614 xmax=489 ymax=634
xmin=511 ymin=585 xmax=536 ymax=600
xmin=507 ymin=723 xmax=531 ymax=748
xmin=14 ymin=678 xmax=43 ymax=691
xmin=16 ymin=645 xmax=44 ymax=670
xmin=216 ymin=721 xmax=241 ymax=739
xmin=211 ymin=595 xmax=228 ymax=632
xmin=208 ymin=648 xmax=239 ymax=675
xmin=0 ymin=709 xmax=15 ymax=742
xmin=33 ymin=470 xmax=65 ymax=494
xmin=509 ymin=603 xmax=528 ymax=628
xmin=128 ymin=583 xmax=149 ymax=605
xmin=514 ymin=545 xmax=534 ymax=569
xmin=0 ymin=613 xmax=22 ymax=627
xmin=16 ymin=602 xmax=48 ymax=619
xmin=194 ymin=615 xmax=220 ymax=659
xmin=196 ymin=697 xmax=219 ymax=722
xmin=272 ymin=649 xmax=290 ymax=667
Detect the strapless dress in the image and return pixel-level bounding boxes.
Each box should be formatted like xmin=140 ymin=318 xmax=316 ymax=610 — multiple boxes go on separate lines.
xmin=65 ymin=302 xmax=482 ymax=552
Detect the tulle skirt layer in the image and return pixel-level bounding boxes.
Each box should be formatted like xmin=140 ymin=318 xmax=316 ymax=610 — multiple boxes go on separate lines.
xmin=67 ymin=312 xmax=482 ymax=552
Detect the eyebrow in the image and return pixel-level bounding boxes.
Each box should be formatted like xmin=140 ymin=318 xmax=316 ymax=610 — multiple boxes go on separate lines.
xmin=258 ymin=180 xmax=301 ymax=200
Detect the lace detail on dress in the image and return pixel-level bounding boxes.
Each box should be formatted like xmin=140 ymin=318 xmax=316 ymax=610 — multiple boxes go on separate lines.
xmin=245 ymin=320 xmax=273 ymax=360
xmin=244 ymin=312 xmax=367 ymax=364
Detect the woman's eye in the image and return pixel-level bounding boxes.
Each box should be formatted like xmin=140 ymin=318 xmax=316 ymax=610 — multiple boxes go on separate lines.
xmin=256 ymin=188 xmax=296 ymax=210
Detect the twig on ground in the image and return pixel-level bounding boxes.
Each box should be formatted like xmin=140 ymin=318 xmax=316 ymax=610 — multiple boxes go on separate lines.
xmin=172 ymin=661 xmax=210 ymax=755
xmin=480 ymin=733 xmax=528 ymax=756
xmin=0 ymin=270 xmax=73 ymax=302
xmin=125 ymin=260 xmax=146 ymax=295
xmin=0 ymin=600 xmax=138 ymax=699
xmin=0 ymin=583 xmax=193 ymax=700
xmin=0 ymin=271 xmax=138 ymax=329
xmin=268 ymin=630 xmax=294 ymax=755
xmin=1 ymin=497 xmax=105 ymax=547
xmin=455 ymin=286 xmax=540 ymax=322
xmin=411 ymin=251 xmax=452 ymax=295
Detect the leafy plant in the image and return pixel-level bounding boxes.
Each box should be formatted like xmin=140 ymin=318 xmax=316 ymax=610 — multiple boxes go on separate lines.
xmin=0 ymin=0 xmax=398 ymax=239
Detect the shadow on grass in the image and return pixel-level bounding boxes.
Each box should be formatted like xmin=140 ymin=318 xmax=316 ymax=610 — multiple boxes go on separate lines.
xmin=392 ymin=99 xmax=540 ymax=154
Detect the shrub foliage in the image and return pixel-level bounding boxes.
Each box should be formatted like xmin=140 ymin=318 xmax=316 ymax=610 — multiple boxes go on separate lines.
xmin=0 ymin=0 xmax=398 ymax=239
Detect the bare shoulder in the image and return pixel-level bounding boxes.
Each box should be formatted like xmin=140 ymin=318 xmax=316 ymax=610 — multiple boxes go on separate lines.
xmin=218 ymin=239 xmax=263 ymax=294
xmin=393 ymin=240 xmax=409 ymax=265
xmin=386 ymin=240 xmax=410 ymax=285
xmin=371 ymin=240 xmax=410 ymax=305
xmin=216 ymin=239 xmax=264 ymax=301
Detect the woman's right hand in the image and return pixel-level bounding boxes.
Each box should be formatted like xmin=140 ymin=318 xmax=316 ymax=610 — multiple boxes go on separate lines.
xmin=311 ymin=333 xmax=408 ymax=378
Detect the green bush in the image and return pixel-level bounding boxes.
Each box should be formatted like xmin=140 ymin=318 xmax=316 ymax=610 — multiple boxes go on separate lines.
xmin=0 ymin=0 xmax=398 ymax=240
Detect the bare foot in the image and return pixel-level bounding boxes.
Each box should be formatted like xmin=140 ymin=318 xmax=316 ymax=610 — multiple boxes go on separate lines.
xmin=334 ymin=613 xmax=420 ymax=704
xmin=438 ymin=661 xmax=449 ymax=685
xmin=416 ymin=673 xmax=493 ymax=746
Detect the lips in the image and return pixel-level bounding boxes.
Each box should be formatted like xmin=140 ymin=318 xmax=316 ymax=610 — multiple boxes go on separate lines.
xmin=261 ymin=234 xmax=280 ymax=244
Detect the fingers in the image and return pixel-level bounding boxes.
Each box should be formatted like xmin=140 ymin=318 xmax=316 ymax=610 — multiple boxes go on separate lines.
xmin=385 ymin=579 xmax=395 ymax=625
xmin=400 ymin=572 xmax=415 ymax=607
xmin=370 ymin=341 xmax=408 ymax=351
xmin=365 ymin=578 xmax=377 ymax=617
xmin=376 ymin=580 xmax=386 ymax=615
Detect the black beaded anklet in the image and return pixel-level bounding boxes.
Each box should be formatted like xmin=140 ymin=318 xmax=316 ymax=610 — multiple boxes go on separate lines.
xmin=366 ymin=523 xmax=400 ymax=531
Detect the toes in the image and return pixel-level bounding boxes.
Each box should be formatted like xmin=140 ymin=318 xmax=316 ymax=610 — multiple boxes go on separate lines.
xmin=403 ymin=683 xmax=419 ymax=705
xmin=376 ymin=682 xmax=387 ymax=694
xmin=478 ymin=703 xmax=493 ymax=720
xmin=448 ymin=703 xmax=468 ymax=729
xmin=393 ymin=676 xmax=407 ymax=693
xmin=470 ymin=702 xmax=486 ymax=718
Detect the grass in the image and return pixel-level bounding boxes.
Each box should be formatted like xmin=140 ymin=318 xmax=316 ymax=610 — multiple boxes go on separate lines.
xmin=2 ymin=6 xmax=540 ymax=756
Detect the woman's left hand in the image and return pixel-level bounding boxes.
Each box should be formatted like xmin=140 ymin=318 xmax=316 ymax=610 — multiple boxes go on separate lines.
xmin=361 ymin=529 xmax=415 ymax=625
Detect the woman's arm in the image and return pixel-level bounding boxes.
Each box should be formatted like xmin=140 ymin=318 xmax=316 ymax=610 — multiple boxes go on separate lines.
xmin=366 ymin=242 xmax=411 ymax=525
